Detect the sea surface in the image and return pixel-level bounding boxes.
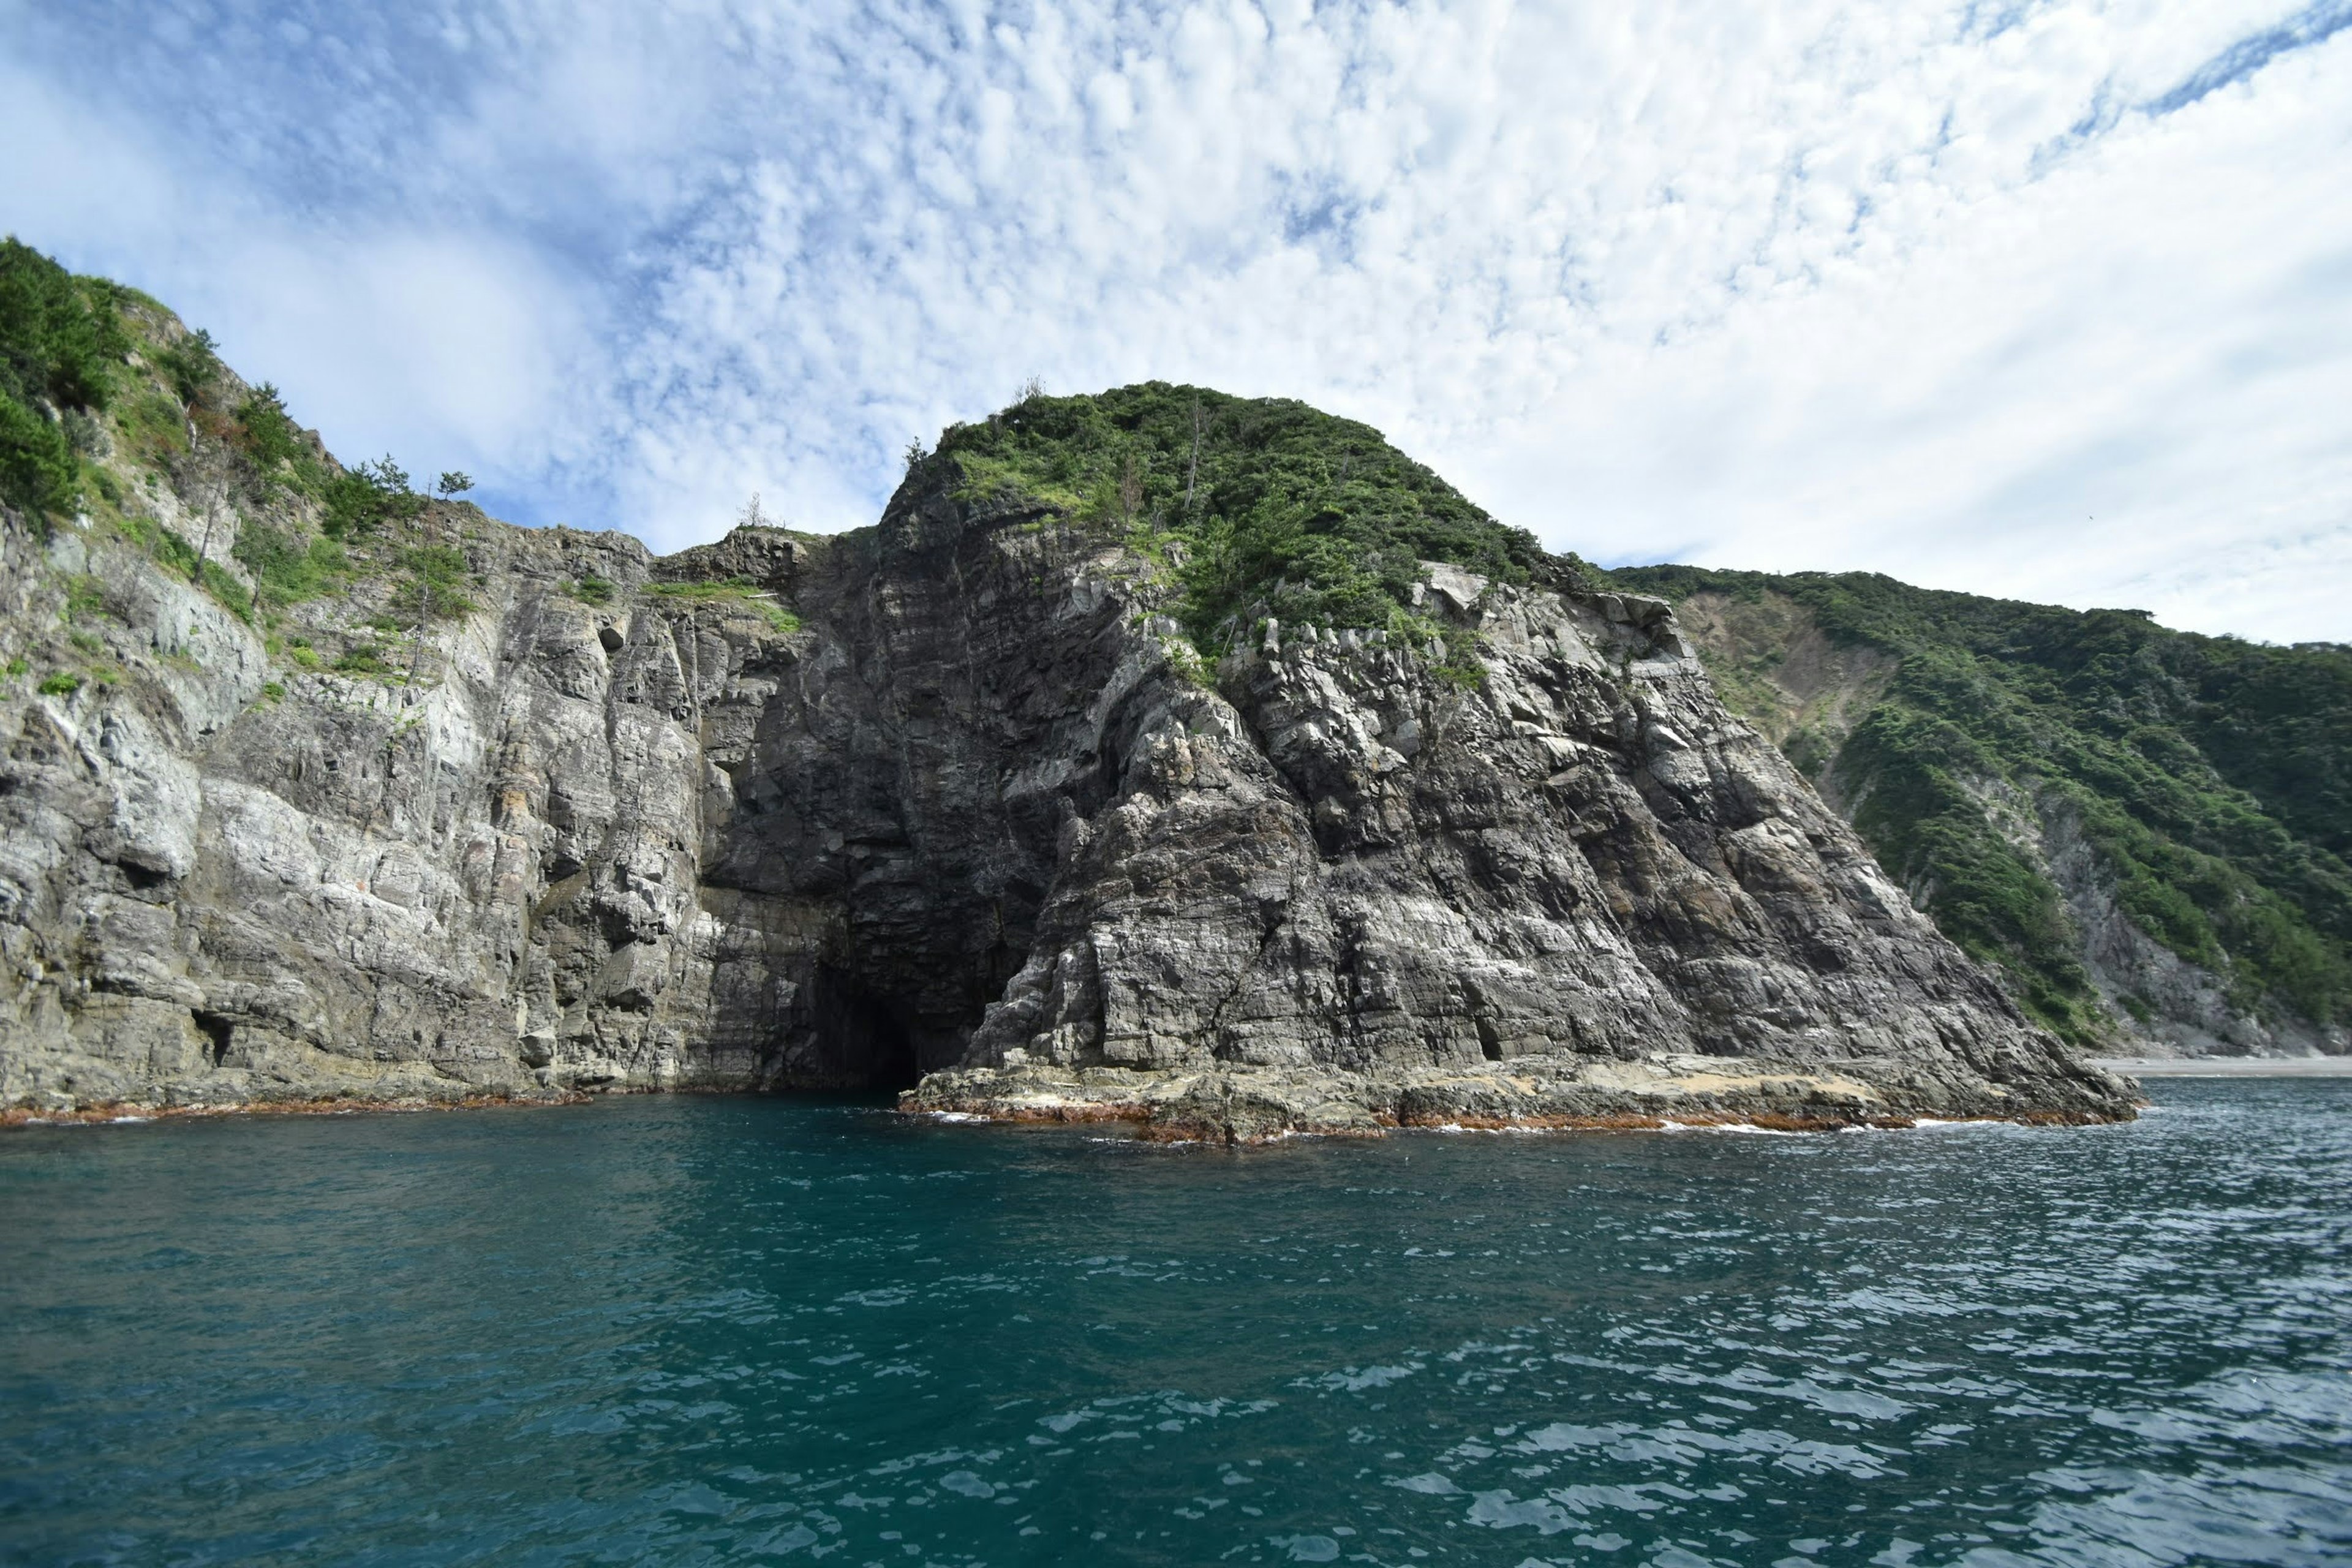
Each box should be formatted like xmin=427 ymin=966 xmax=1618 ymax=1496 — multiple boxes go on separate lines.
xmin=2 ymin=1079 xmax=2348 ymax=1568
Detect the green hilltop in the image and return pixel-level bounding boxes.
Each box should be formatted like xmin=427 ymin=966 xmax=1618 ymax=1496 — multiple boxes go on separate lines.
xmin=927 ymin=383 xmax=1588 ymax=656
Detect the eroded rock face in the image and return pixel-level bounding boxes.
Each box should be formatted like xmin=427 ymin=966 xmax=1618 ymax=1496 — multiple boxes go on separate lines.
xmin=0 ymin=481 xmax=2137 ymax=1134
xmin=921 ymin=566 xmax=2132 ymax=1134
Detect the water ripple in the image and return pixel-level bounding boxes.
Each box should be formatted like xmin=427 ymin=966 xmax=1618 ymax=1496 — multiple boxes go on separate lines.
xmin=0 ymin=1079 xmax=2345 ymax=1566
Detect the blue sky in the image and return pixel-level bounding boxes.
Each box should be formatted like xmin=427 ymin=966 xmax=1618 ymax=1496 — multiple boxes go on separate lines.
xmin=4 ymin=0 xmax=2348 ymax=639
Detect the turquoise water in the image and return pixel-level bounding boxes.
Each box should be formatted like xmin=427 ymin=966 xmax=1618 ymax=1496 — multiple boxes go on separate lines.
xmin=2 ymin=1081 xmax=2348 ymax=1567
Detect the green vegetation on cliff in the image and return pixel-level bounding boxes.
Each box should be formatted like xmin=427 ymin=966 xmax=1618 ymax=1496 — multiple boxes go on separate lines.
xmin=0 ymin=238 xmax=132 ymax=517
xmin=0 ymin=241 xmax=492 ymax=688
xmin=930 ymin=384 xmax=1585 ymax=650
xmin=1612 ymin=566 xmax=2352 ymax=1043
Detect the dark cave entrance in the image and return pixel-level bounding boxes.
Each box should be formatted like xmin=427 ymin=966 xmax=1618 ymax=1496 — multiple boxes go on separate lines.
xmin=192 ymin=1011 xmax=235 ymax=1068
xmin=807 ymin=966 xmax=921 ymax=1091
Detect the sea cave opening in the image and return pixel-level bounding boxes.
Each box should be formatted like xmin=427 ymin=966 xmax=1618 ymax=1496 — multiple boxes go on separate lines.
xmin=807 ymin=965 xmax=921 ymax=1091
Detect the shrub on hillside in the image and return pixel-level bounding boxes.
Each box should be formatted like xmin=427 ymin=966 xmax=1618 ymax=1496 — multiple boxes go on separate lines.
xmin=0 ymin=238 xmax=131 ymax=517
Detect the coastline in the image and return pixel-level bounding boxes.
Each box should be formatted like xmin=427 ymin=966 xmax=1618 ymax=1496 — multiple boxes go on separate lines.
xmin=2089 ymin=1057 xmax=2352 ymax=1078
xmin=0 ymin=1089 xmax=590 ymax=1130
xmin=900 ymin=1055 xmax=2143 ymax=1145
xmin=5 ymin=1052 xmax=2147 ymax=1139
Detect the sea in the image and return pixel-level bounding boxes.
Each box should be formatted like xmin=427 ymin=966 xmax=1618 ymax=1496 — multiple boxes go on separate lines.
xmin=2 ymin=1077 xmax=2346 ymax=1567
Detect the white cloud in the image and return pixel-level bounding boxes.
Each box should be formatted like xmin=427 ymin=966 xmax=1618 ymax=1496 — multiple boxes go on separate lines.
xmin=224 ymin=232 xmax=590 ymax=467
xmin=2 ymin=0 xmax=2346 ymax=636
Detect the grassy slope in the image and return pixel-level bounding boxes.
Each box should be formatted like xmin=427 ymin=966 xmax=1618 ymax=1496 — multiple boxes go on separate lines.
xmin=1611 ymin=566 xmax=2352 ymax=1045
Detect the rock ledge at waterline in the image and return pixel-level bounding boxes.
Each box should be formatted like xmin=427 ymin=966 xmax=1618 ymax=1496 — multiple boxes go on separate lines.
xmin=0 ymin=473 xmax=2134 ymax=1140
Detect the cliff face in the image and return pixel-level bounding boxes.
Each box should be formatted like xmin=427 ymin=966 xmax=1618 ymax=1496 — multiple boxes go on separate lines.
xmin=0 ymin=485 xmax=1156 ymax=1106
xmin=0 ymin=252 xmax=2135 ymax=1134
xmin=0 ymin=475 xmax=2133 ymax=1134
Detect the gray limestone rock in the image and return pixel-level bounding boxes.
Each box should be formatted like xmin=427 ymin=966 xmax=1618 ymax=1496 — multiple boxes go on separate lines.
xmin=0 ymin=474 xmax=2138 ymax=1136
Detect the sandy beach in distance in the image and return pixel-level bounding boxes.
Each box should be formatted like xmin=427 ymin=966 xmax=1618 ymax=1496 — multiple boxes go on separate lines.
xmin=2092 ymin=1057 xmax=2352 ymax=1077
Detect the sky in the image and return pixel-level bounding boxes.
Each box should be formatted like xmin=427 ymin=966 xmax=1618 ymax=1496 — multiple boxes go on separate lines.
xmin=3 ymin=1 xmax=2348 ymax=641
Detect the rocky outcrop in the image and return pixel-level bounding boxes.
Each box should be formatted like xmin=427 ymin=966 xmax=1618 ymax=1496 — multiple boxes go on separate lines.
xmin=0 ymin=463 xmax=2136 ymax=1137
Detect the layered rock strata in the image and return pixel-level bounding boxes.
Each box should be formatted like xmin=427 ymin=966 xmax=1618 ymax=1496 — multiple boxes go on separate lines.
xmin=0 ymin=478 xmax=2138 ymax=1137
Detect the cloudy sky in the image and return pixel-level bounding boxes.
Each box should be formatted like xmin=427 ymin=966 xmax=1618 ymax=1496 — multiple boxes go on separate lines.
xmin=4 ymin=1 xmax=2348 ymax=639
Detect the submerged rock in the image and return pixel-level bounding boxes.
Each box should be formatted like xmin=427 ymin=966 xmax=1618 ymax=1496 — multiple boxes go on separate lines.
xmin=0 ymin=468 xmax=2137 ymax=1136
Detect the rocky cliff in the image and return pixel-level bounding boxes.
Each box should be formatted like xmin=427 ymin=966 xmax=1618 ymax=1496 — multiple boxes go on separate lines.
xmin=0 ymin=258 xmax=2136 ymax=1136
